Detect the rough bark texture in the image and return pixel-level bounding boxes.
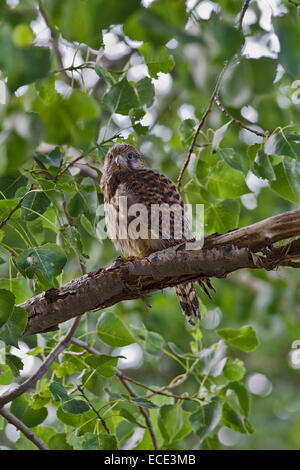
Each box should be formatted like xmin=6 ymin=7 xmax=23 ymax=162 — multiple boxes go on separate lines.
xmin=20 ymin=209 xmax=300 ymax=337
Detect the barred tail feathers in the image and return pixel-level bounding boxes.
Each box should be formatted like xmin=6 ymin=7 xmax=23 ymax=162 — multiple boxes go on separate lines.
xmin=174 ymin=282 xmax=201 ymax=325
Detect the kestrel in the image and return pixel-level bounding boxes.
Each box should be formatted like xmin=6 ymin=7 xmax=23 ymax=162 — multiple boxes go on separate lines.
xmin=100 ymin=143 xmax=212 ymax=324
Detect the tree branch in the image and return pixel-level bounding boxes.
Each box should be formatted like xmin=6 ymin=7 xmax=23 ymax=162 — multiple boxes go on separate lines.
xmin=12 ymin=209 xmax=299 ymax=339
xmin=0 ymin=317 xmax=81 ymax=408
xmin=0 ymin=407 xmax=49 ymax=450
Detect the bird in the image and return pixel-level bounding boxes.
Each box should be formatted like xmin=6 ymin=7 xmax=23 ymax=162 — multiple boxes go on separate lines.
xmin=100 ymin=143 xmax=213 ymax=325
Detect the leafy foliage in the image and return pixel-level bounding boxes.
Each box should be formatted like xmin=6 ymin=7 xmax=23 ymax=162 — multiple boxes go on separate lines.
xmin=0 ymin=0 xmax=299 ymax=452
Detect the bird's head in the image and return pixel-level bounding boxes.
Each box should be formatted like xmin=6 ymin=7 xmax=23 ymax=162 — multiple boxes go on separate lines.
xmin=103 ymin=143 xmax=144 ymax=176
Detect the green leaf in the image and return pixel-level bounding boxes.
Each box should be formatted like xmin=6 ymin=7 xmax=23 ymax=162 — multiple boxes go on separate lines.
xmin=94 ymin=64 xmax=115 ymax=85
xmin=0 ymin=306 xmax=27 ymax=347
xmin=15 ymin=243 xmax=67 ymax=285
xmin=274 ymin=15 xmax=300 ymax=78
xmin=189 ymin=398 xmax=222 ymax=440
xmin=223 ymin=381 xmax=250 ymax=418
xmin=270 ymin=159 xmax=300 ymax=204
xmin=98 ymin=434 xmax=118 ymax=450
xmin=12 ymin=23 xmax=34 ymax=47
xmin=223 ymin=358 xmax=246 ymax=382
xmin=243 ymin=58 xmax=277 ymax=95
xmin=132 ymin=326 xmax=165 ymax=355
xmin=119 ymin=408 xmax=146 ymax=429
xmin=221 ymin=402 xmax=247 ymax=434
xmin=66 ymin=177 xmax=98 ymax=221
xmin=48 ymin=433 xmax=73 ymax=450
xmin=0 ymin=289 xmax=15 ymax=329
xmin=62 ymin=399 xmax=89 ymax=415
xmin=10 ymin=396 xmax=48 ymax=428
xmin=253 ymin=149 xmax=276 ymax=181
xmin=194 ymin=340 xmax=227 ymax=377
xmin=129 ymin=397 xmax=158 ymax=409
xmin=21 ymin=191 xmax=50 ymax=221
xmin=50 ymin=382 xmax=89 ymax=414
xmin=0 ymin=198 xmax=21 ymax=221
xmin=0 ymin=278 xmax=33 ymax=304
xmin=0 ymin=363 xmax=14 ymax=385
xmin=5 ymin=353 xmax=24 ymax=377
xmin=0 ymin=26 xmax=51 ymax=91
xmin=44 ymin=0 xmax=140 ymax=49
xmin=34 ymin=90 xmax=100 ymax=150
xmin=218 ymin=325 xmax=259 ymax=352
xmin=0 ymin=172 xmax=27 ymax=199
xmin=16 ymin=437 xmax=37 ymax=450
xmin=145 ymin=330 xmax=166 ymax=355
xmin=80 ymin=213 xmax=96 ymax=237
xmin=36 ymin=147 xmax=63 ymax=168
xmin=103 ymin=78 xmax=139 ymax=115
xmin=264 ymin=131 xmax=300 ymax=159
xmin=140 ymin=43 xmax=175 ymax=79
xmin=207 ymin=161 xmax=249 ymax=199
xmin=218 ymin=148 xmax=245 ymax=173
xmin=180 ymin=119 xmax=196 ymax=146
xmin=211 ymin=13 xmax=244 ymax=61
xmin=205 ymin=199 xmax=240 ymax=233
xmin=84 ymin=354 xmax=118 ymax=378
xmin=158 ymin=404 xmax=184 ymax=444
xmin=212 ymin=122 xmax=231 ymax=151
xmin=97 ymin=312 xmax=136 ymax=347
xmin=135 ymin=77 xmax=155 ymax=107
xmin=50 ymin=381 xmax=69 ymax=402
xmin=82 ymin=433 xmax=98 ymax=450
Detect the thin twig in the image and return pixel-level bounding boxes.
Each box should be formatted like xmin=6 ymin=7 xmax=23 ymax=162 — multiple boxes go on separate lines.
xmin=51 ymin=64 xmax=94 ymax=75
xmin=214 ymin=95 xmax=265 ymax=137
xmin=0 ymin=186 xmax=33 ymax=230
xmin=238 ymin=0 xmax=252 ymax=31
xmin=117 ymin=374 xmax=159 ymax=450
xmin=177 ymin=64 xmax=228 ymax=191
xmin=287 ymin=0 xmax=300 ymax=6
xmin=77 ymin=386 xmax=111 ymax=435
xmin=58 ymin=154 xmax=86 ymax=177
xmin=0 ymin=407 xmax=49 ymax=450
xmin=118 ymin=373 xmax=196 ymax=402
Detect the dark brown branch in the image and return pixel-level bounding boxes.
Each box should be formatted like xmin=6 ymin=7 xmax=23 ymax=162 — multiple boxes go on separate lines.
xmin=0 ymin=407 xmax=49 ymax=450
xmin=14 ymin=209 xmax=300 ymax=339
xmin=238 ymin=0 xmax=252 ymax=31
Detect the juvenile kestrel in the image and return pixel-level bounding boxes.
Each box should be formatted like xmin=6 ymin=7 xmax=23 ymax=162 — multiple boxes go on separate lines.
xmin=100 ymin=143 xmax=211 ymax=324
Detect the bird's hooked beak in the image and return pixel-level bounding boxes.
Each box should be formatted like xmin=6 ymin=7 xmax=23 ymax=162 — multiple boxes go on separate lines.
xmin=115 ymin=154 xmax=125 ymax=167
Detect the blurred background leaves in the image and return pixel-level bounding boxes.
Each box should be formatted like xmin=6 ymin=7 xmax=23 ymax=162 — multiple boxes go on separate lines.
xmin=0 ymin=0 xmax=299 ymax=451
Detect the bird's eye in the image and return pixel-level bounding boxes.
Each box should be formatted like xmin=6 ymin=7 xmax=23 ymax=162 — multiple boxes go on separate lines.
xmin=108 ymin=153 xmax=112 ymax=160
xmin=127 ymin=152 xmax=134 ymax=160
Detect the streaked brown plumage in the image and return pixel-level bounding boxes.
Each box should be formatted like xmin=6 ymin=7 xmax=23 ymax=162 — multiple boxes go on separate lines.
xmin=100 ymin=143 xmax=211 ymax=324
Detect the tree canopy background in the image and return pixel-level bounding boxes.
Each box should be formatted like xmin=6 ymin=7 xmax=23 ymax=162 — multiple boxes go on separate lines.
xmin=0 ymin=0 xmax=299 ymax=451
